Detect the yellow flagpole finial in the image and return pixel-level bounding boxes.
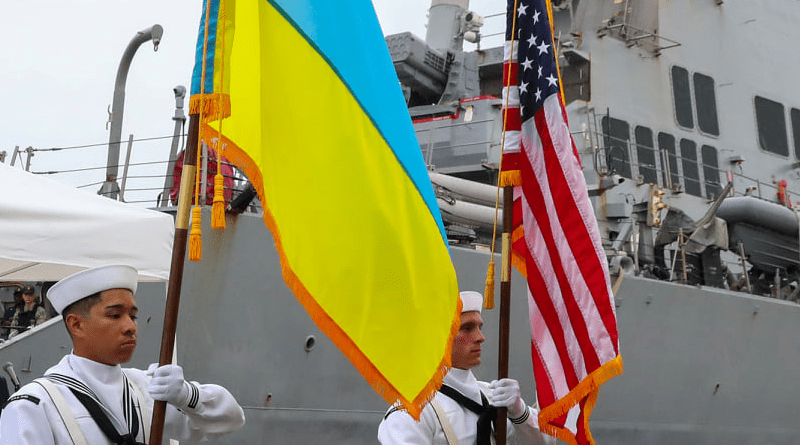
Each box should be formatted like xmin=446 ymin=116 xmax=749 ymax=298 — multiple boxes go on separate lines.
xmin=484 ymin=260 xmax=496 ymax=309
xmin=189 ymin=206 xmax=203 ymax=261
xmin=211 ymin=173 xmax=226 ymax=229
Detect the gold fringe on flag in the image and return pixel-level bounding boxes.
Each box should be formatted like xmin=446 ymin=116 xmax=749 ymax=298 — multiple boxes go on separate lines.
xmin=189 ymin=93 xmax=232 ymax=123
xmin=510 ymin=226 xmax=528 ymax=278
xmin=538 ymin=355 xmax=624 ymax=445
xmin=499 ymin=170 xmax=522 ymax=187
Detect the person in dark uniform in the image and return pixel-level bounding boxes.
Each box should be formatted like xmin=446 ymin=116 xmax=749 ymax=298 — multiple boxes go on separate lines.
xmin=1 ymin=287 xmax=25 ymax=339
xmin=9 ymin=285 xmax=47 ymax=337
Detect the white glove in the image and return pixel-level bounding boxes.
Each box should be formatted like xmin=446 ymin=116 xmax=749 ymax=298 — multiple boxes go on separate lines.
xmin=488 ymin=378 xmax=527 ymax=420
xmin=147 ymin=364 xmax=191 ymax=408
xmin=145 ymin=363 xmax=158 ymax=376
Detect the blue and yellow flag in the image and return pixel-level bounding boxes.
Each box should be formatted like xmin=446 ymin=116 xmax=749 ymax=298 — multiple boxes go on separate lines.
xmin=190 ymin=0 xmax=460 ymax=418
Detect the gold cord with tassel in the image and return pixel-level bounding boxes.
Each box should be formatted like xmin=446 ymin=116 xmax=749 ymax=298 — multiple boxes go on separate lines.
xmin=210 ymin=0 xmax=227 ymax=230
xmin=188 ymin=135 xmax=204 ymax=261
xmin=188 ymin=144 xmax=203 ymax=261
xmin=189 ymin=206 xmax=203 ymax=261
xmin=485 ymin=0 xmax=521 ymax=309
xmin=211 ymin=171 xmax=226 ymax=229
xmin=484 ymin=260 xmax=496 ymax=309
xmin=188 ymin=0 xmax=216 ymax=259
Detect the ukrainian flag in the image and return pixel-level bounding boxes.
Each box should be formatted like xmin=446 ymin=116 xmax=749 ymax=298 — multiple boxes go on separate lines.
xmin=191 ymin=0 xmax=460 ymax=418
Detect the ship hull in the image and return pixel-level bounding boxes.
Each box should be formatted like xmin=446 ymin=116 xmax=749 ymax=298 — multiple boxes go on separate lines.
xmin=3 ymin=209 xmax=800 ymax=444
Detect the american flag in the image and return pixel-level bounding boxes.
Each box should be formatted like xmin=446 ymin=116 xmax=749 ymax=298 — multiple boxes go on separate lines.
xmin=501 ymin=0 xmax=623 ymax=444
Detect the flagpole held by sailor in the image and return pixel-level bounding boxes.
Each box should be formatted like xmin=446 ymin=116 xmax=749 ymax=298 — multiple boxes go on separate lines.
xmin=0 ymin=265 xmax=245 ymax=444
xmin=377 ymin=291 xmax=554 ymax=445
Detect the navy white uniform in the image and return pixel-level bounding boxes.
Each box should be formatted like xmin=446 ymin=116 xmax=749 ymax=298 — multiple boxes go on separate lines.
xmin=0 ymin=354 xmax=245 ymax=444
xmin=378 ymin=368 xmax=554 ymax=445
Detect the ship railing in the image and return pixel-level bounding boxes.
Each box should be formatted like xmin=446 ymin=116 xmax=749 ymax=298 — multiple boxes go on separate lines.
xmin=415 ymin=115 xmax=501 ymax=171
xmin=600 ymin=225 xmax=800 ymax=302
xmin=583 ymin=122 xmax=800 ymax=203
xmin=1 ymin=134 xmax=262 ymax=213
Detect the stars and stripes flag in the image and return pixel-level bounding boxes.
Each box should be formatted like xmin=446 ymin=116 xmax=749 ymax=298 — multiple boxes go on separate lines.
xmin=501 ymin=0 xmax=624 ymax=443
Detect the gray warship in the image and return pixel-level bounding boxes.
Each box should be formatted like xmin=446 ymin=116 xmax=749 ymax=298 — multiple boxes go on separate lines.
xmin=3 ymin=0 xmax=800 ymax=443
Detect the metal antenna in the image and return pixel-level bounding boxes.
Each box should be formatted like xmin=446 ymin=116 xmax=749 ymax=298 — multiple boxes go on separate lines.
xmin=98 ymin=24 xmax=164 ymax=200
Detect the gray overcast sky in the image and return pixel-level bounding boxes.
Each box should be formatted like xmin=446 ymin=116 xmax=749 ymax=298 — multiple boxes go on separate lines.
xmin=0 ymin=0 xmax=503 ymax=201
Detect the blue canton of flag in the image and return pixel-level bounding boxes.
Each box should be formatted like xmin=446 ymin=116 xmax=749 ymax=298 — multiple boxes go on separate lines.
xmin=512 ymin=0 xmax=560 ymax=122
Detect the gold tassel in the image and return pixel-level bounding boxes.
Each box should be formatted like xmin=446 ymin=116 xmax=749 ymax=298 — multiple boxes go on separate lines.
xmin=211 ymin=173 xmax=226 ymax=229
xmin=189 ymin=206 xmax=203 ymax=262
xmin=484 ymin=260 xmax=495 ymax=309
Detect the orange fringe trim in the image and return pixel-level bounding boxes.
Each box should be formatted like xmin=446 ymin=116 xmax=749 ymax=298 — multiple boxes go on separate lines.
xmin=499 ymin=169 xmax=521 ymax=187
xmin=510 ymin=226 xmax=528 ymax=278
xmin=190 ymin=94 xmax=232 ymax=123
xmin=538 ymin=355 xmax=624 ymax=445
xmin=204 ymin=123 xmax=460 ymax=420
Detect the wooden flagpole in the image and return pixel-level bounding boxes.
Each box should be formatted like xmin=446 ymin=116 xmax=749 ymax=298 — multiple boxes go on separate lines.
xmin=149 ymin=112 xmax=200 ymax=445
xmin=494 ymin=1 xmax=520 ymax=441
xmin=495 ymin=185 xmax=514 ymax=445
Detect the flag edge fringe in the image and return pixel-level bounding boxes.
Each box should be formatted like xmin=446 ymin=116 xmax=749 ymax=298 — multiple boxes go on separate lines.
xmin=538 ymin=354 xmax=624 ymax=445
xmin=202 ymin=123 xmax=461 ymax=420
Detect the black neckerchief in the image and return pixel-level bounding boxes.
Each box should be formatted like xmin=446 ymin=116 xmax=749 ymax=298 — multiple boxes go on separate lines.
xmin=438 ymin=384 xmax=497 ymax=445
xmin=45 ymin=372 xmax=146 ymax=445
xmin=68 ymin=388 xmax=146 ymax=445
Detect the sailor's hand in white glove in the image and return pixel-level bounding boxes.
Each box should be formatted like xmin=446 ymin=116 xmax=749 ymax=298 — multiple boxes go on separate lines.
xmin=145 ymin=363 xmax=158 ymax=376
xmin=147 ymin=364 xmax=191 ymax=408
xmin=488 ymin=378 xmax=527 ymax=421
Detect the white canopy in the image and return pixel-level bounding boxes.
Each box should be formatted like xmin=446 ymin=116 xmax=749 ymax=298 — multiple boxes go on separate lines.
xmin=0 ymin=163 xmax=174 ymax=282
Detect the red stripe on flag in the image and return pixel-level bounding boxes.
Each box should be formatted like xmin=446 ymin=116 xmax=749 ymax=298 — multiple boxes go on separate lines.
xmin=502 ymin=152 xmax=521 ymax=173
xmin=576 ymin=398 xmax=589 ymax=444
xmin=517 ymin=121 xmax=604 ymax=373
xmin=531 ymin=97 xmax=619 ymax=350
xmin=530 ymin=338 xmax=556 ymax=408
xmin=503 ymin=107 xmax=521 ymax=131
xmin=503 ymin=62 xmax=519 ymax=87
xmin=512 ymin=197 xmax=523 ymax=231
xmin=522 ymin=244 xmax=583 ymax=389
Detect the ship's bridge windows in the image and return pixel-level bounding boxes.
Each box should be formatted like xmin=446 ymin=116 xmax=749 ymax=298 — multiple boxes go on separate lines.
xmin=656 ymin=132 xmax=716 ymax=197
xmin=671 ymin=66 xmax=720 ymax=137
xmin=680 ymin=139 xmax=702 ymax=197
xmin=603 ymin=117 xmax=713 ymax=198
xmin=671 ymin=66 xmax=694 ymax=129
xmin=791 ymin=108 xmax=800 ymax=160
xmin=602 ymin=116 xmax=632 ymax=179
xmin=754 ymin=96 xmax=789 ymax=157
xmin=658 ymin=132 xmax=680 ymax=190
xmin=701 ymin=145 xmax=721 ymax=199
xmin=634 ymin=125 xmax=658 ymax=184
xmin=693 ymin=73 xmax=719 ymax=136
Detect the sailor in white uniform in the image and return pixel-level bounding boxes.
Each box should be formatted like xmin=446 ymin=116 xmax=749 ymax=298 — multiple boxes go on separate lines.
xmin=0 ymin=265 xmax=245 ymax=444
xmin=378 ymin=291 xmax=555 ymax=445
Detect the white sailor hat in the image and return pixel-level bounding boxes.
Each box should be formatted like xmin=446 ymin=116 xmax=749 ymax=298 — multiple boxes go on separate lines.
xmin=48 ymin=265 xmax=139 ymax=314
xmin=459 ymin=291 xmax=483 ymax=313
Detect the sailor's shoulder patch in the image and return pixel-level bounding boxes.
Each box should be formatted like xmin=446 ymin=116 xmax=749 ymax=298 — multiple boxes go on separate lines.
xmin=6 ymin=394 xmax=41 ymax=405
